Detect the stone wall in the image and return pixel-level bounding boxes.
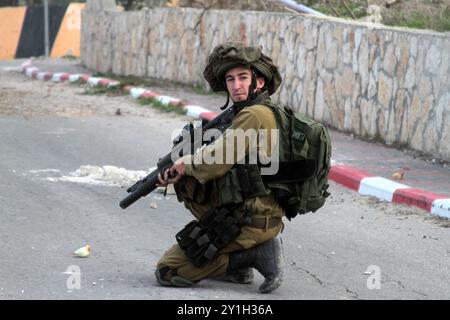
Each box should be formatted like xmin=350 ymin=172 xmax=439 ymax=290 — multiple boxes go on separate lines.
xmin=81 ymin=1 xmax=450 ymax=160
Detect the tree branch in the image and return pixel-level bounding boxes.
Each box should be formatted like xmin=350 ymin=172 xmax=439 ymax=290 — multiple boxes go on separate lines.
xmin=342 ymin=0 xmax=357 ymax=19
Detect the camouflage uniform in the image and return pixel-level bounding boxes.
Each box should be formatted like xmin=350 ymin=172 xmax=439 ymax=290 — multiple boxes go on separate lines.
xmin=156 ymin=42 xmax=284 ymax=290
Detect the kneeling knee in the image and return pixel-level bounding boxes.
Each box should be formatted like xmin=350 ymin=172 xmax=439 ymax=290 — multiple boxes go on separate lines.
xmin=155 ymin=266 xmax=197 ymax=287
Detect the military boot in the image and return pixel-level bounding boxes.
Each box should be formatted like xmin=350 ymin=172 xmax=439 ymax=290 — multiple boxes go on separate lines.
xmin=227 ymin=238 xmax=283 ymax=293
xmin=215 ymin=268 xmax=254 ymax=284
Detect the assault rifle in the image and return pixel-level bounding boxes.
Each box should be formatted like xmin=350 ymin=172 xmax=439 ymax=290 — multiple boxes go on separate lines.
xmin=119 ymin=105 xmax=240 ymax=209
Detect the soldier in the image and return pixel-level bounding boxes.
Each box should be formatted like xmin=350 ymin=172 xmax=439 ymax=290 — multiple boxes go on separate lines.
xmin=155 ymin=41 xmax=285 ymax=293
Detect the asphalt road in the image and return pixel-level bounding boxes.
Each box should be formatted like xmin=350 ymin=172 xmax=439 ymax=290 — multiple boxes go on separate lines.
xmin=0 ymin=66 xmax=449 ymax=300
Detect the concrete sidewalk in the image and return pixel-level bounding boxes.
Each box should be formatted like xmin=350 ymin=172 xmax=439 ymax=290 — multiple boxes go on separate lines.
xmin=11 ymin=59 xmax=450 ymax=218
xmin=331 ymin=130 xmax=450 ymax=195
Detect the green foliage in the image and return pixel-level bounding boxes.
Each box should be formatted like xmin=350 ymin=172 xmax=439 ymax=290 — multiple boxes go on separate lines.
xmin=301 ymin=0 xmax=450 ymax=32
xmin=93 ymin=72 xmax=163 ymax=87
xmin=48 ymin=0 xmax=86 ymax=4
xmin=138 ymin=97 xmax=186 ymax=114
xmin=94 ymin=71 xmax=220 ymax=96
xmin=300 ymin=0 xmax=367 ymax=19
xmin=61 ymin=54 xmax=78 ymax=60
xmin=82 ymin=84 xmax=124 ymax=96
xmin=0 ymin=0 xmax=86 ymax=7
xmin=80 ymin=74 xmax=186 ymax=115
xmin=383 ymin=7 xmax=450 ymax=32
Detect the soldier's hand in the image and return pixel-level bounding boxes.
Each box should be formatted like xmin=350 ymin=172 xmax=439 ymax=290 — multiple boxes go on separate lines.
xmin=156 ymin=170 xmax=169 ymax=187
xmin=155 ymin=158 xmax=186 ymax=187
xmin=167 ymin=158 xmax=186 ymax=184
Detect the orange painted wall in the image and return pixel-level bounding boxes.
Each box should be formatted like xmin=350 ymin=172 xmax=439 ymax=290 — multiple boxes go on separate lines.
xmin=50 ymin=3 xmax=85 ymax=57
xmin=0 ymin=7 xmax=27 ymax=60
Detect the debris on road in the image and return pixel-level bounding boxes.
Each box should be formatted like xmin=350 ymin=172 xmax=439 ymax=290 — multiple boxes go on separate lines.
xmin=38 ymin=165 xmax=156 ymax=188
xmin=74 ymin=245 xmax=91 ymax=258
xmin=392 ymin=170 xmax=405 ymax=180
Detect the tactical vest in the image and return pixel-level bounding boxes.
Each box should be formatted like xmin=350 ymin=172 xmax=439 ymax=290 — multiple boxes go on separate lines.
xmin=213 ymin=99 xmax=332 ymax=219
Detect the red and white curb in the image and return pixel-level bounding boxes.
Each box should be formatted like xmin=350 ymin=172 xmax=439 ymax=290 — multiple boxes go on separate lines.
xmin=20 ymin=61 xmax=214 ymax=122
xmin=329 ymin=165 xmax=450 ymax=218
xmin=19 ymin=62 xmax=450 ymax=219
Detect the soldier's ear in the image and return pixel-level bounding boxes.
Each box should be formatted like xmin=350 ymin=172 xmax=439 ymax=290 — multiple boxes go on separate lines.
xmin=256 ymin=77 xmax=265 ymax=90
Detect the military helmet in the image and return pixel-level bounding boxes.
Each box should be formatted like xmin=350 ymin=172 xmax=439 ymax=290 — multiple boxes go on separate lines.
xmin=203 ymin=41 xmax=282 ymax=95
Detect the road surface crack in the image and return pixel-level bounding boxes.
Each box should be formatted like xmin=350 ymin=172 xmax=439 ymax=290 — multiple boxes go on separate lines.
xmin=285 ymin=257 xmax=326 ymax=287
xmin=383 ymin=274 xmax=428 ymax=298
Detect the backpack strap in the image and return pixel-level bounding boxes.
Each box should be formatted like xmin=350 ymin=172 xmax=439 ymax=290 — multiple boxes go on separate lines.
xmin=261 ymin=159 xmax=316 ymax=183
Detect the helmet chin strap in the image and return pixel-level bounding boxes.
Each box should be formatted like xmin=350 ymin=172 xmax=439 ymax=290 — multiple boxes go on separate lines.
xmin=220 ymin=91 xmax=230 ymax=110
xmin=247 ymin=70 xmax=259 ymax=102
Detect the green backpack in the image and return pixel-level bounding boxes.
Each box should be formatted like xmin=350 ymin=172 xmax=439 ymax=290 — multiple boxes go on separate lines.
xmin=263 ymin=102 xmax=332 ymax=220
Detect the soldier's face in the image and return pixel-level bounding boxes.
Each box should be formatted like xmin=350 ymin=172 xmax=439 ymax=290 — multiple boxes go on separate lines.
xmin=225 ymin=66 xmax=265 ymax=102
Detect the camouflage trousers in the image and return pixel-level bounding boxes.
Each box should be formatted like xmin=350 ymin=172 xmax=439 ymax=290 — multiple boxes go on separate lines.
xmin=156 ymin=176 xmax=283 ymax=283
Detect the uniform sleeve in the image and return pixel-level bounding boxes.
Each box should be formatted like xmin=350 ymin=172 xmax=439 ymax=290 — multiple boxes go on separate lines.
xmin=183 ymin=107 xmax=264 ymax=184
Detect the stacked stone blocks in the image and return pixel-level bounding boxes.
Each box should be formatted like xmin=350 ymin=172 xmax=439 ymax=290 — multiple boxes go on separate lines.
xmin=81 ymin=4 xmax=449 ymax=160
